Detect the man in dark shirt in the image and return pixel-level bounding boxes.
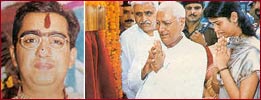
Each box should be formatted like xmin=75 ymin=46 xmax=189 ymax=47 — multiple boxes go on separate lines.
xmin=182 ymin=1 xmax=217 ymax=46
xmin=120 ymin=1 xmax=135 ymax=35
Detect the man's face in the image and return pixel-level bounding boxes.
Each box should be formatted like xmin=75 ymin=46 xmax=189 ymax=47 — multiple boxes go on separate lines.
xmin=10 ymin=12 xmax=76 ymax=86
xmin=156 ymin=10 xmax=183 ymax=47
xmin=254 ymin=1 xmax=260 ymax=18
xmin=133 ymin=2 xmax=157 ymax=33
xmin=120 ymin=6 xmax=135 ymax=29
xmin=184 ymin=3 xmax=203 ymax=22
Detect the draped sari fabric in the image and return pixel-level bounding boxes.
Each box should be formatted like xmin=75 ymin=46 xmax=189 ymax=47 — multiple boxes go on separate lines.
xmin=85 ymin=31 xmax=117 ymax=99
xmin=218 ymin=36 xmax=260 ymax=98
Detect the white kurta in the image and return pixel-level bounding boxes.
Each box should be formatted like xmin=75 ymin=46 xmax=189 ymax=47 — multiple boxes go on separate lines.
xmin=120 ymin=24 xmax=161 ymax=98
xmin=136 ymin=34 xmax=207 ymax=99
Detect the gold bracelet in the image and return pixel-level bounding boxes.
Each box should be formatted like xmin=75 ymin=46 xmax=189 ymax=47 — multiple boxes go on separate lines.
xmin=218 ymin=67 xmax=228 ymax=74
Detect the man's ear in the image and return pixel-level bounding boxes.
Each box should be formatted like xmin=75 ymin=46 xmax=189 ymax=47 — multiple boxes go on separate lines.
xmin=9 ymin=45 xmax=18 ymax=67
xmin=179 ymin=17 xmax=186 ymax=27
xmin=230 ymin=11 xmax=238 ymax=24
xmin=69 ymin=47 xmax=77 ymax=69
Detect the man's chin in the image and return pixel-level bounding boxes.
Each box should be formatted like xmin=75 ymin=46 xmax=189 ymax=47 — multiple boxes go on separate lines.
xmin=140 ymin=25 xmax=153 ymax=31
xmin=189 ymin=19 xmax=200 ymax=22
xmin=142 ymin=28 xmax=154 ymax=34
xmin=187 ymin=17 xmax=199 ymax=21
xmin=125 ymin=24 xmax=133 ymax=28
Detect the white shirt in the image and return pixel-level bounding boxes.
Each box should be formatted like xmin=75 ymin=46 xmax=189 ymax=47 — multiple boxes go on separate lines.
xmin=136 ymin=33 xmax=207 ymax=99
xmin=120 ymin=24 xmax=161 ymax=98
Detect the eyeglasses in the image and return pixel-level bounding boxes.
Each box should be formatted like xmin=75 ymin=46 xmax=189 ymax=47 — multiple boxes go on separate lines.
xmin=19 ymin=34 xmax=69 ymax=50
xmin=156 ymin=20 xmax=176 ymax=28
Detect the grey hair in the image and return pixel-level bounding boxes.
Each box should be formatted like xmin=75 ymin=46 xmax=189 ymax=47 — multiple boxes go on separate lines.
xmin=158 ymin=1 xmax=185 ymax=18
xmin=131 ymin=1 xmax=159 ymax=11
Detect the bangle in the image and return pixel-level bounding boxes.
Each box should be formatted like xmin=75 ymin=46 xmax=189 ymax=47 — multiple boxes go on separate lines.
xmin=218 ymin=67 xmax=228 ymax=74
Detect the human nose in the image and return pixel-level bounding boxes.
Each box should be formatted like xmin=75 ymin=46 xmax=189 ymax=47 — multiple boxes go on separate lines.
xmin=36 ymin=37 xmax=51 ymax=57
xmin=127 ymin=12 xmax=132 ymax=18
xmin=191 ymin=8 xmax=195 ymax=14
xmin=158 ymin=23 xmax=165 ymax=33
xmin=213 ymin=24 xmax=219 ymax=33
xmin=141 ymin=14 xmax=148 ymax=22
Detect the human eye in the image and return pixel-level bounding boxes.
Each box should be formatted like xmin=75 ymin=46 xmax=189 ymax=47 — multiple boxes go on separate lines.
xmin=123 ymin=10 xmax=129 ymax=14
xmin=21 ymin=34 xmax=40 ymax=48
xmin=216 ymin=22 xmax=221 ymax=26
xmin=185 ymin=7 xmax=192 ymax=10
xmin=163 ymin=21 xmax=172 ymax=26
xmin=135 ymin=12 xmax=142 ymax=17
xmin=145 ymin=11 xmax=153 ymax=16
xmin=24 ymin=37 xmax=38 ymax=43
xmin=194 ymin=6 xmax=201 ymax=10
xmin=22 ymin=34 xmax=39 ymax=43
xmin=49 ymin=36 xmax=66 ymax=49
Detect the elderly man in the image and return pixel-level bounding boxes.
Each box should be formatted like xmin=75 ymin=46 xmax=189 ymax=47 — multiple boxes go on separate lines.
xmin=182 ymin=1 xmax=217 ymax=46
xmin=136 ymin=1 xmax=207 ymax=98
xmin=9 ymin=1 xmax=81 ymax=99
xmin=120 ymin=1 xmax=160 ymax=99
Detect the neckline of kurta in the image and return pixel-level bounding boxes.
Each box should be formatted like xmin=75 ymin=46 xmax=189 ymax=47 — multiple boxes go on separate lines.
xmin=137 ymin=26 xmax=158 ymax=40
xmin=164 ymin=32 xmax=187 ymax=51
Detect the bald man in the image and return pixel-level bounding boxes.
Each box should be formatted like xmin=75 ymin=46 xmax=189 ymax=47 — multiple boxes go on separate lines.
xmin=136 ymin=1 xmax=207 ymax=98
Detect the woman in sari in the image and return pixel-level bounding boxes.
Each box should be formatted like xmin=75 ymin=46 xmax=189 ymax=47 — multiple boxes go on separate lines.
xmin=204 ymin=1 xmax=260 ymax=99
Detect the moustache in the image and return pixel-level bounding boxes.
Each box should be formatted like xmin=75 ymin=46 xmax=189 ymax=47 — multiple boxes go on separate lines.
xmin=125 ymin=19 xmax=134 ymax=23
xmin=139 ymin=20 xmax=151 ymax=25
xmin=189 ymin=14 xmax=197 ymax=17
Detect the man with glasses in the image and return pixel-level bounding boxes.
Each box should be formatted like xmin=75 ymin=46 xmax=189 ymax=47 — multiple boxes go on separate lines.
xmin=120 ymin=1 xmax=160 ymax=99
xmin=182 ymin=1 xmax=217 ymax=46
xmin=9 ymin=1 xmax=80 ymax=99
xmin=136 ymin=1 xmax=207 ymax=98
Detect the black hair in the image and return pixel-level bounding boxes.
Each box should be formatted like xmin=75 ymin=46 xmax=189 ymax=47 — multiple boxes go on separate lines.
xmin=121 ymin=1 xmax=131 ymax=7
xmin=204 ymin=1 xmax=256 ymax=36
xmin=13 ymin=1 xmax=80 ymax=49
xmin=181 ymin=1 xmax=204 ymax=8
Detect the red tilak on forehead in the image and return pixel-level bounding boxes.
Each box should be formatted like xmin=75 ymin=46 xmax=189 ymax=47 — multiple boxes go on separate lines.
xmin=44 ymin=13 xmax=51 ymax=28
